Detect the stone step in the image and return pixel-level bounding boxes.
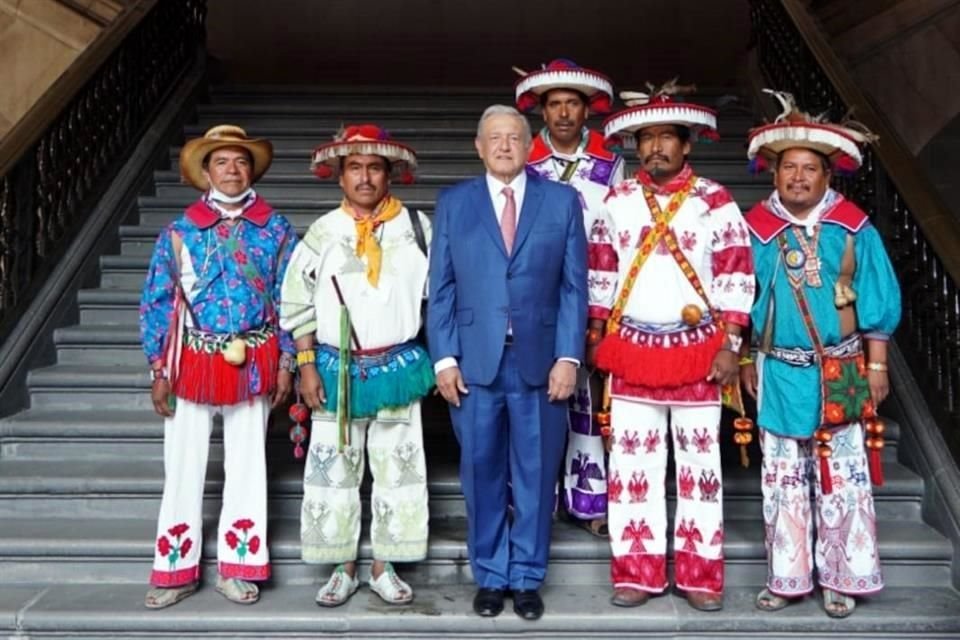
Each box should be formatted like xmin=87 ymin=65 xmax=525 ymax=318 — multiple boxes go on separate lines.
xmin=0 ymin=402 xmax=454 ymax=457
xmin=175 ymin=130 xmax=755 ymax=157
xmin=0 ymin=439 xmax=920 ymax=522
xmin=3 ymin=583 xmax=959 ymax=639
xmin=148 ymin=178 xmax=770 ymax=204
xmin=191 ymin=112 xmax=759 ymax=134
xmin=151 ymin=164 xmax=768 ymax=190
xmin=0 ymin=514 xmax=950 ymax=588
xmin=168 ymin=145 xmax=752 ymax=169
xmin=77 ymin=287 xmax=145 ymax=324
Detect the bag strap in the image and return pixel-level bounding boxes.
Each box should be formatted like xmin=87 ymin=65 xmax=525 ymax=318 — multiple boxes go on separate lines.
xmin=606 ymin=173 xmax=697 ymax=333
xmin=652 ymin=192 xmax=718 ymax=318
xmin=167 ymin=230 xmax=200 ymax=327
xmin=408 ymin=207 xmax=428 ymax=257
xmin=776 ymin=232 xmax=825 ymax=354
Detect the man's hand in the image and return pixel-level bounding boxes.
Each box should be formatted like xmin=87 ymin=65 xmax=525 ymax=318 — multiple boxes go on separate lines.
xmin=706 ymin=350 xmax=740 ymax=387
xmin=272 ymin=369 xmax=294 ymax=409
xmin=868 ymin=369 xmax=890 ymax=407
xmin=436 ymin=366 xmax=469 ymax=407
xmin=548 ymin=360 xmax=577 ymax=402
xmin=741 ymin=362 xmax=758 ymax=400
xmin=299 ymin=365 xmax=326 ymax=410
xmin=151 ymin=379 xmax=174 ymax=418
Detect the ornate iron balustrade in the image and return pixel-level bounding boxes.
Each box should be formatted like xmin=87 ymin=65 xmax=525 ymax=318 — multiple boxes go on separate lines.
xmin=749 ymin=0 xmax=960 ymax=459
xmin=0 ymin=0 xmax=206 ymax=339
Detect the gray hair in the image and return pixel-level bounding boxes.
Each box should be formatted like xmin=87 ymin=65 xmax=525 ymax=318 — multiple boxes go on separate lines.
xmin=476 ymin=105 xmax=532 ymax=145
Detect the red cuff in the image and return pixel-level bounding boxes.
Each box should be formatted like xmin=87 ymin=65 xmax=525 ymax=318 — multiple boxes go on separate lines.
xmin=720 ymin=311 xmax=750 ymax=328
xmin=589 ymin=306 xmax=612 ymax=320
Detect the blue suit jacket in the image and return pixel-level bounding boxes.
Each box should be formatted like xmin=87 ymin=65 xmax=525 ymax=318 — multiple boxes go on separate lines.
xmin=428 ymin=173 xmax=587 ymax=387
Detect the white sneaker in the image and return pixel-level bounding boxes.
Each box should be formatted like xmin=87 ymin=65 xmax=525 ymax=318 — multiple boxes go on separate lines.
xmin=368 ymin=562 xmax=414 ymax=605
xmin=314 ymin=564 xmax=360 ymax=607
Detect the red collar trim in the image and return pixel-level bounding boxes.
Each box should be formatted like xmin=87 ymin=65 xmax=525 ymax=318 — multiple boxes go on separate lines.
xmin=185 ymin=195 xmax=274 ymax=229
xmin=745 ymin=195 xmax=869 ymax=244
xmin=527 ymin=129 xmax=617 ymax=165
xmin=634 ymin=164 xmax=695 ymax=195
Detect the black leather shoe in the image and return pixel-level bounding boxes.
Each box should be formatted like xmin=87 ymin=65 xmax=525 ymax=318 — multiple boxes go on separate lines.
xmin=473 ymin=588 xmax=505 ymax=617
xmin=512 ymin=589 xmax=544 ymax=620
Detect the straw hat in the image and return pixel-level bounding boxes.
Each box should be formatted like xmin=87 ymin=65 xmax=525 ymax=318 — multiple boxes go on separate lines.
xmin=179 ymin=125 xmax=273 ymax=190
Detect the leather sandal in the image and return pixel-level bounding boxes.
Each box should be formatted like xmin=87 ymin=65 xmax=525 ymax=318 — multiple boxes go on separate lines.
xmin=215 ymin=576 xmax=260 ymax=605
xmin=577 ymin=517 xmax=609 ymax=539
xmin=686 ymin=590 xmax=723 ymax=611
xmin=315 ymin=564 xmax=360 ymax=607
xmin=755 ymin=587 xmax=795 ymax=612
xmin=610 ymin=587 xmax=650 ymax=607
xmin=369 ymin=562 xmax=414 ymax=605
xmin=822 ymin=588 xmax=856 ymax=619
xmin=144 ymin=582 xmax=199 ymax=609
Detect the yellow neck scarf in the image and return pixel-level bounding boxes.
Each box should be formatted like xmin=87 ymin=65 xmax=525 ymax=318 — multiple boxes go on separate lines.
xmin=342 ymin=194 xmax=403 ymax=287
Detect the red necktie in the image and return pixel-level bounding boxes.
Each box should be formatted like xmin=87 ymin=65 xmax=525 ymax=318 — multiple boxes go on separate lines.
xmin=501 ymin=186 xmax=517 ymax=254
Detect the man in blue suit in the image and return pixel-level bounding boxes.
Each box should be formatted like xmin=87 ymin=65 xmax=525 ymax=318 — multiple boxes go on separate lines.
xmin=428 ymin=105 xmax=588 ymax=620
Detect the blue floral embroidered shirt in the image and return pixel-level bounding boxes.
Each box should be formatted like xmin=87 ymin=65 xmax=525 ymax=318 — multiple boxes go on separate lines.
xmin=139 ymin=195 xmax=299 ymax=365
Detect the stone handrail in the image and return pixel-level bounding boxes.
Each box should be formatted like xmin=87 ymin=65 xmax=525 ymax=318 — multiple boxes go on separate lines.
xmin=0 ymin=0 xmax=206 ymax=338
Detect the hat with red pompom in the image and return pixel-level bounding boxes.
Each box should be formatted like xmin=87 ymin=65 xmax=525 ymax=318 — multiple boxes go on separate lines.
xmin=746 ymin=89 xmax=878 ymax=175
xmin=603 ymin=79 xmax=719 ymax=147
xmin=514 ymin=58 xmax=614 ymax=115
xmin=311 ymin=124 xmax=417 ymax=184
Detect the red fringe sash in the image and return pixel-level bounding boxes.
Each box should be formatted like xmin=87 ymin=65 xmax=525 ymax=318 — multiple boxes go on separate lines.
xmin=174 ymin=334 xmax=278 ymax=406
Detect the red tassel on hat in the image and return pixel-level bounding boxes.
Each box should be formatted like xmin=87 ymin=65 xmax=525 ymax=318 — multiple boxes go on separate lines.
xmin=699 ymin=128 xmax=720 ymax=143
xmin=313 ymin=163 xmax=334 ymax=179
xmin=517 ymin=92 xmax=538 ymax=113
xmin=833 ymin=153 xmax=859 ymax=176
xmin=590 ymin=93 xmax=612 ymax=115
xmin=748 ymin=155 xmax=768 ymax=175
xmin=399 ymin=169 xmax=415 ymax=185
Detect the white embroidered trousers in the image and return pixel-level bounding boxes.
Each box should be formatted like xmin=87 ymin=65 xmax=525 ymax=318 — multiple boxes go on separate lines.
xmin=301 ymin=401 xmax=429 ymax=565
xmin=150 ymin=397 xmax=270 ymax=586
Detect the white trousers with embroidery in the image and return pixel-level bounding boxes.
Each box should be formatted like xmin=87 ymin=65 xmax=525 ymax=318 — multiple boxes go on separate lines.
xmin=760 ymin=423 xmax=883 ymax=597
xmin=301 ymin=401 xmax=429 ymax=565
xmin=150 ymin=397 xmax=270 ymax=587
xmin=607 ymin=398 xmax=725 ymax=594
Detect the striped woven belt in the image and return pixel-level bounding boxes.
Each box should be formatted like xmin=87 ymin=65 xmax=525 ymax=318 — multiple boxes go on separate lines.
xmin=183 ymin=325 xmax=274 ymax=354
xmin=765 ymin=333 xmax=862 ymax=367
xmin=621 ymin=314 xmax=714 ymax=335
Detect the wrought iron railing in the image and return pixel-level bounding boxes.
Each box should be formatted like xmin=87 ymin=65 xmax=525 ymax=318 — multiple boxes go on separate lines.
xmin=0 ymin=0 xmax=206 ymax=339
xmin=749 ymin=0 xmax=960 ymax=459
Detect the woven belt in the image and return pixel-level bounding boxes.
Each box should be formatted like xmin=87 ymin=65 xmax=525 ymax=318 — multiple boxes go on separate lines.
xmin=183 ymin=325 xmax=275 ymax=354
xmin=765 ymin=333 xmax=862 ymax=367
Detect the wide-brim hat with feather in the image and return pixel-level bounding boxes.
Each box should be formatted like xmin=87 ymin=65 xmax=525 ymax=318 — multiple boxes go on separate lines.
xmin=179 ymin=125 xmax=273 ymax=191
xmin=514 ymin=58 xmax=614 ymax=114
xmin=603 ymin=79 xmax=719 ymax=145
xmin=311 ymin=124 xmax=417 ymax=184
xmin=746 ymin=89 xmax=878 ymax=175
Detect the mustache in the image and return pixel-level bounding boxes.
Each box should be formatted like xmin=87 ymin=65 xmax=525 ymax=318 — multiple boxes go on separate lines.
xmin=644 ymin=154 xmax=670 ymax=163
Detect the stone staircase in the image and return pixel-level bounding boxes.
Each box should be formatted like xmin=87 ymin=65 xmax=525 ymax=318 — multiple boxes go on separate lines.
xmin=0 ymin=86 xmax=958 ymax=638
